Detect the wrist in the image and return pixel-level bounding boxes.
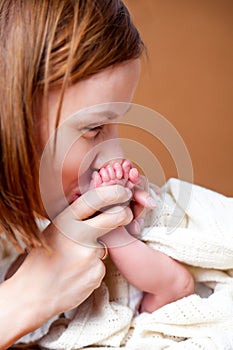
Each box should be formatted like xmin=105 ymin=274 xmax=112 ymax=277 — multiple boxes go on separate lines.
xmin=0 ymin=272 xmax=49 ymax=348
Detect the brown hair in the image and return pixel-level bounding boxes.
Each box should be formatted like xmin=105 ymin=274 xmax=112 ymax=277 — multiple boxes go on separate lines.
xmin=0 ymin=0 xmax=144 ymax=251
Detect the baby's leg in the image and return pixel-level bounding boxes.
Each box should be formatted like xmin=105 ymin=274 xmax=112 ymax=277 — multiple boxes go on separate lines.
xmin=92 ymin=161 xmax=194 ymax=313
xmin=138 ymin=253 xmax=194 ymax=313
xmin=102 ymin=227 xmax=194 ymax=313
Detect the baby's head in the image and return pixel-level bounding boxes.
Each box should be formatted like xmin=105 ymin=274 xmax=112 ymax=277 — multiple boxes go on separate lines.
xmin=0 ymin=0 xmax=145 ymax=249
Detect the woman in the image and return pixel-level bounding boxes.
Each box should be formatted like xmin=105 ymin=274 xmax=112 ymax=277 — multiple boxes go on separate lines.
xmin=0 ymin=0 xmax=147 ymax=347
xmin=0 ymin=0 xmax=194 ymax=348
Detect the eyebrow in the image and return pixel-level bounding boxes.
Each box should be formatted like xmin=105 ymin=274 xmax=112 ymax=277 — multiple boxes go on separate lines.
xmin=75 ymin=112 xmax=117 ymax=129
xmin=76 ymin=106 xmax=131 ymax=129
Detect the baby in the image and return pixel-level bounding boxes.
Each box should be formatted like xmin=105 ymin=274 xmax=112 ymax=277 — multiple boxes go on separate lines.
xmin=90 ymin=160 xmax=194 ymax=313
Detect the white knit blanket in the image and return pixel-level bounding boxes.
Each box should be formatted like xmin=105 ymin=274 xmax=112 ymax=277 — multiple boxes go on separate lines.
xmin=4 ymin=179 xmax=233 ymax=349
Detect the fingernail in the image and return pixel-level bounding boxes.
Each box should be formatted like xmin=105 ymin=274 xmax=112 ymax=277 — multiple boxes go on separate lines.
xmin=137 ymin=218 xmax=144 ymax=229
xmin=133 ymin=218 xmax=144 ymax=235
xmin=146 ymin=197 xmax=157 ymax=207
xmin=125 ymin=188 xmax=132 ymax=197
xmin=134 ymin=220 xmax=141 ymax=235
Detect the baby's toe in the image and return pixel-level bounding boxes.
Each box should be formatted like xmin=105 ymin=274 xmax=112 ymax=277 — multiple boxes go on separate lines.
xmin=99 ymin=167 xmax=110 ymax=182
xmin=129 ymin=168 xmax=140 ymax=184
xmin=113 ymin=162 xmax=123 ymax=179
xmin=90 ymin=171 xmax=102 ymax=189
xmin=122 ymin=159 xmax=132 ymax=180
xmin=106 ymin=164 xmax=116 ymax=180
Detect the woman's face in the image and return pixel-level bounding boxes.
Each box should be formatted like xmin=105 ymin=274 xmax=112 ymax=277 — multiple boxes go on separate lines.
xmin=38 ymin=59 xmax=140 ymax=218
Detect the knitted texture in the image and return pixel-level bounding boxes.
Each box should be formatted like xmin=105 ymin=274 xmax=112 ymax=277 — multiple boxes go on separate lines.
xmin=144 ymin=179 xmax=233 ymax=269
xmin=2 ymin=179 xmax=233 ymax=349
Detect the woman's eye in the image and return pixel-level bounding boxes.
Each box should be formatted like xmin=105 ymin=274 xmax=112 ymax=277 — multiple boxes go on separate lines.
xmin=83 ymin=126 xmax=103 ymax=138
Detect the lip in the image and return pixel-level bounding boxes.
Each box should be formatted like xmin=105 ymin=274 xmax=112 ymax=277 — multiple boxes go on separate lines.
xmin=72 ymin=193 xmax=80 ymax=201
xmin=66 ymin=187 xmax=80 ymax=204
xmin=69 ymin=179 xmax=90 ymax=204
xmin=68 ymin=191 xmax=80 ymax=204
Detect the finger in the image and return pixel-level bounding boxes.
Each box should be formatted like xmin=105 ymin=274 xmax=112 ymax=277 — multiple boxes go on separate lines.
xmin=133 ymin=174 xmax=148 ymax=189
xmin=61 ymin=206 xmax=133 ymax=245
xmin=87 ymin=205 xmax=133 ymax=237
xmin=130 ymin=200 xmax=147 ymax=219
xmin=133 ymin=188 xmax=157 ymax=208
xmin=71 ymin=185 xmax=132 ymax=220
xmin=127 ymin=200 xmax=148 ymax=236
xmin=127 ymin=218 xmax=145 ymax=237
xmin=96 ymin=240 xmax=109 ymax=260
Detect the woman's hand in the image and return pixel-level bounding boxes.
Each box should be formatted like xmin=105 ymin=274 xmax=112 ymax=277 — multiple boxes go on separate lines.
xmin=0 ymin=185 xmax=132 ymax=348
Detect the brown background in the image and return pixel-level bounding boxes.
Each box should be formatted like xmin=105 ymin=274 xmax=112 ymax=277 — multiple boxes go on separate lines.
xmin=123 ymin=0 xmax=233 ymax=196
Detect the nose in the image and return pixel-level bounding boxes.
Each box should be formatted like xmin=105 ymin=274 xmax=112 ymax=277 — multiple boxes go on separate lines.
xmin=92 ymin=137 xmax=124 ymax=170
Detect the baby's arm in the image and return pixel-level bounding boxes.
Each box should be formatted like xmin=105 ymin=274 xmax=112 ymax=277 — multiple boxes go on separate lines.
xmin=91 ymin=161 xmax=194 ymax=312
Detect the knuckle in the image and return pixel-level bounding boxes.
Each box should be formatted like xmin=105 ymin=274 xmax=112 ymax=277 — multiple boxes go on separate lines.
xmin=80 ymin=246 xmax=97 ymax=261
xmin=96 ymin=185 xmax=130 ymax=203
xmin=116 ymin=206 xmax=133 ymax=225
xmin=95 ymin=263 xmax=106 ymax=283
xmin=89 ymin=261 xmax=106 ymax=288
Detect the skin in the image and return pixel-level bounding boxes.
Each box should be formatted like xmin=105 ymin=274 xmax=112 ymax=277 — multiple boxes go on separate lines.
xmin=91 ymin=161 xmax=195 ymax=313
xmin=1 ymin=57 xmax=193 ymax=348
xmin=0 ymin=59 xmax=154 ymax=348
xmin=1 ymin=186 xmax=133 ymax=347
xmin=38 ymin=60 xmax=141 ymax=218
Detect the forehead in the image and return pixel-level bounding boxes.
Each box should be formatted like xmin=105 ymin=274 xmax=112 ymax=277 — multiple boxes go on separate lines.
xmin=64 ymin=102 xmax=132 ymax=128
xmin=53 ymin=59 xmax=140 ymax=123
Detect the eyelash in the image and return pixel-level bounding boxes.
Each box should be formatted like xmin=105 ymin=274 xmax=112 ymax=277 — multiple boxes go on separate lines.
xmin=83 ymin=126 xmax=103 ymax=139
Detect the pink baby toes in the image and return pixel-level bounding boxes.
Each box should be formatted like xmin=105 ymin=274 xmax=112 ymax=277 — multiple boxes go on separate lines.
xmin=90 ymin=160 xmax=140 ymax=190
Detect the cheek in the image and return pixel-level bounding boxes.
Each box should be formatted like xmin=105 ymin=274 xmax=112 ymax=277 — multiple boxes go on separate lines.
xmin=62 ymin=152 xmax=81 ymax=183
xmin=61 ymin=141 xmax=96 ymax=187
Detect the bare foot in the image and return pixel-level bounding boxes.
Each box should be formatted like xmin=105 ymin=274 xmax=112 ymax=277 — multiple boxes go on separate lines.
xmin=90 ymin=159 xmax=140 ymax=190
xmin=90 ymin=160 xmax=148 ymax=236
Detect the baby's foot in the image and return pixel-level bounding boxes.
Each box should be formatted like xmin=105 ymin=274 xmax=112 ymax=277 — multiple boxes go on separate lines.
xmin=90 ymin=159 xmax=140 ymax=190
